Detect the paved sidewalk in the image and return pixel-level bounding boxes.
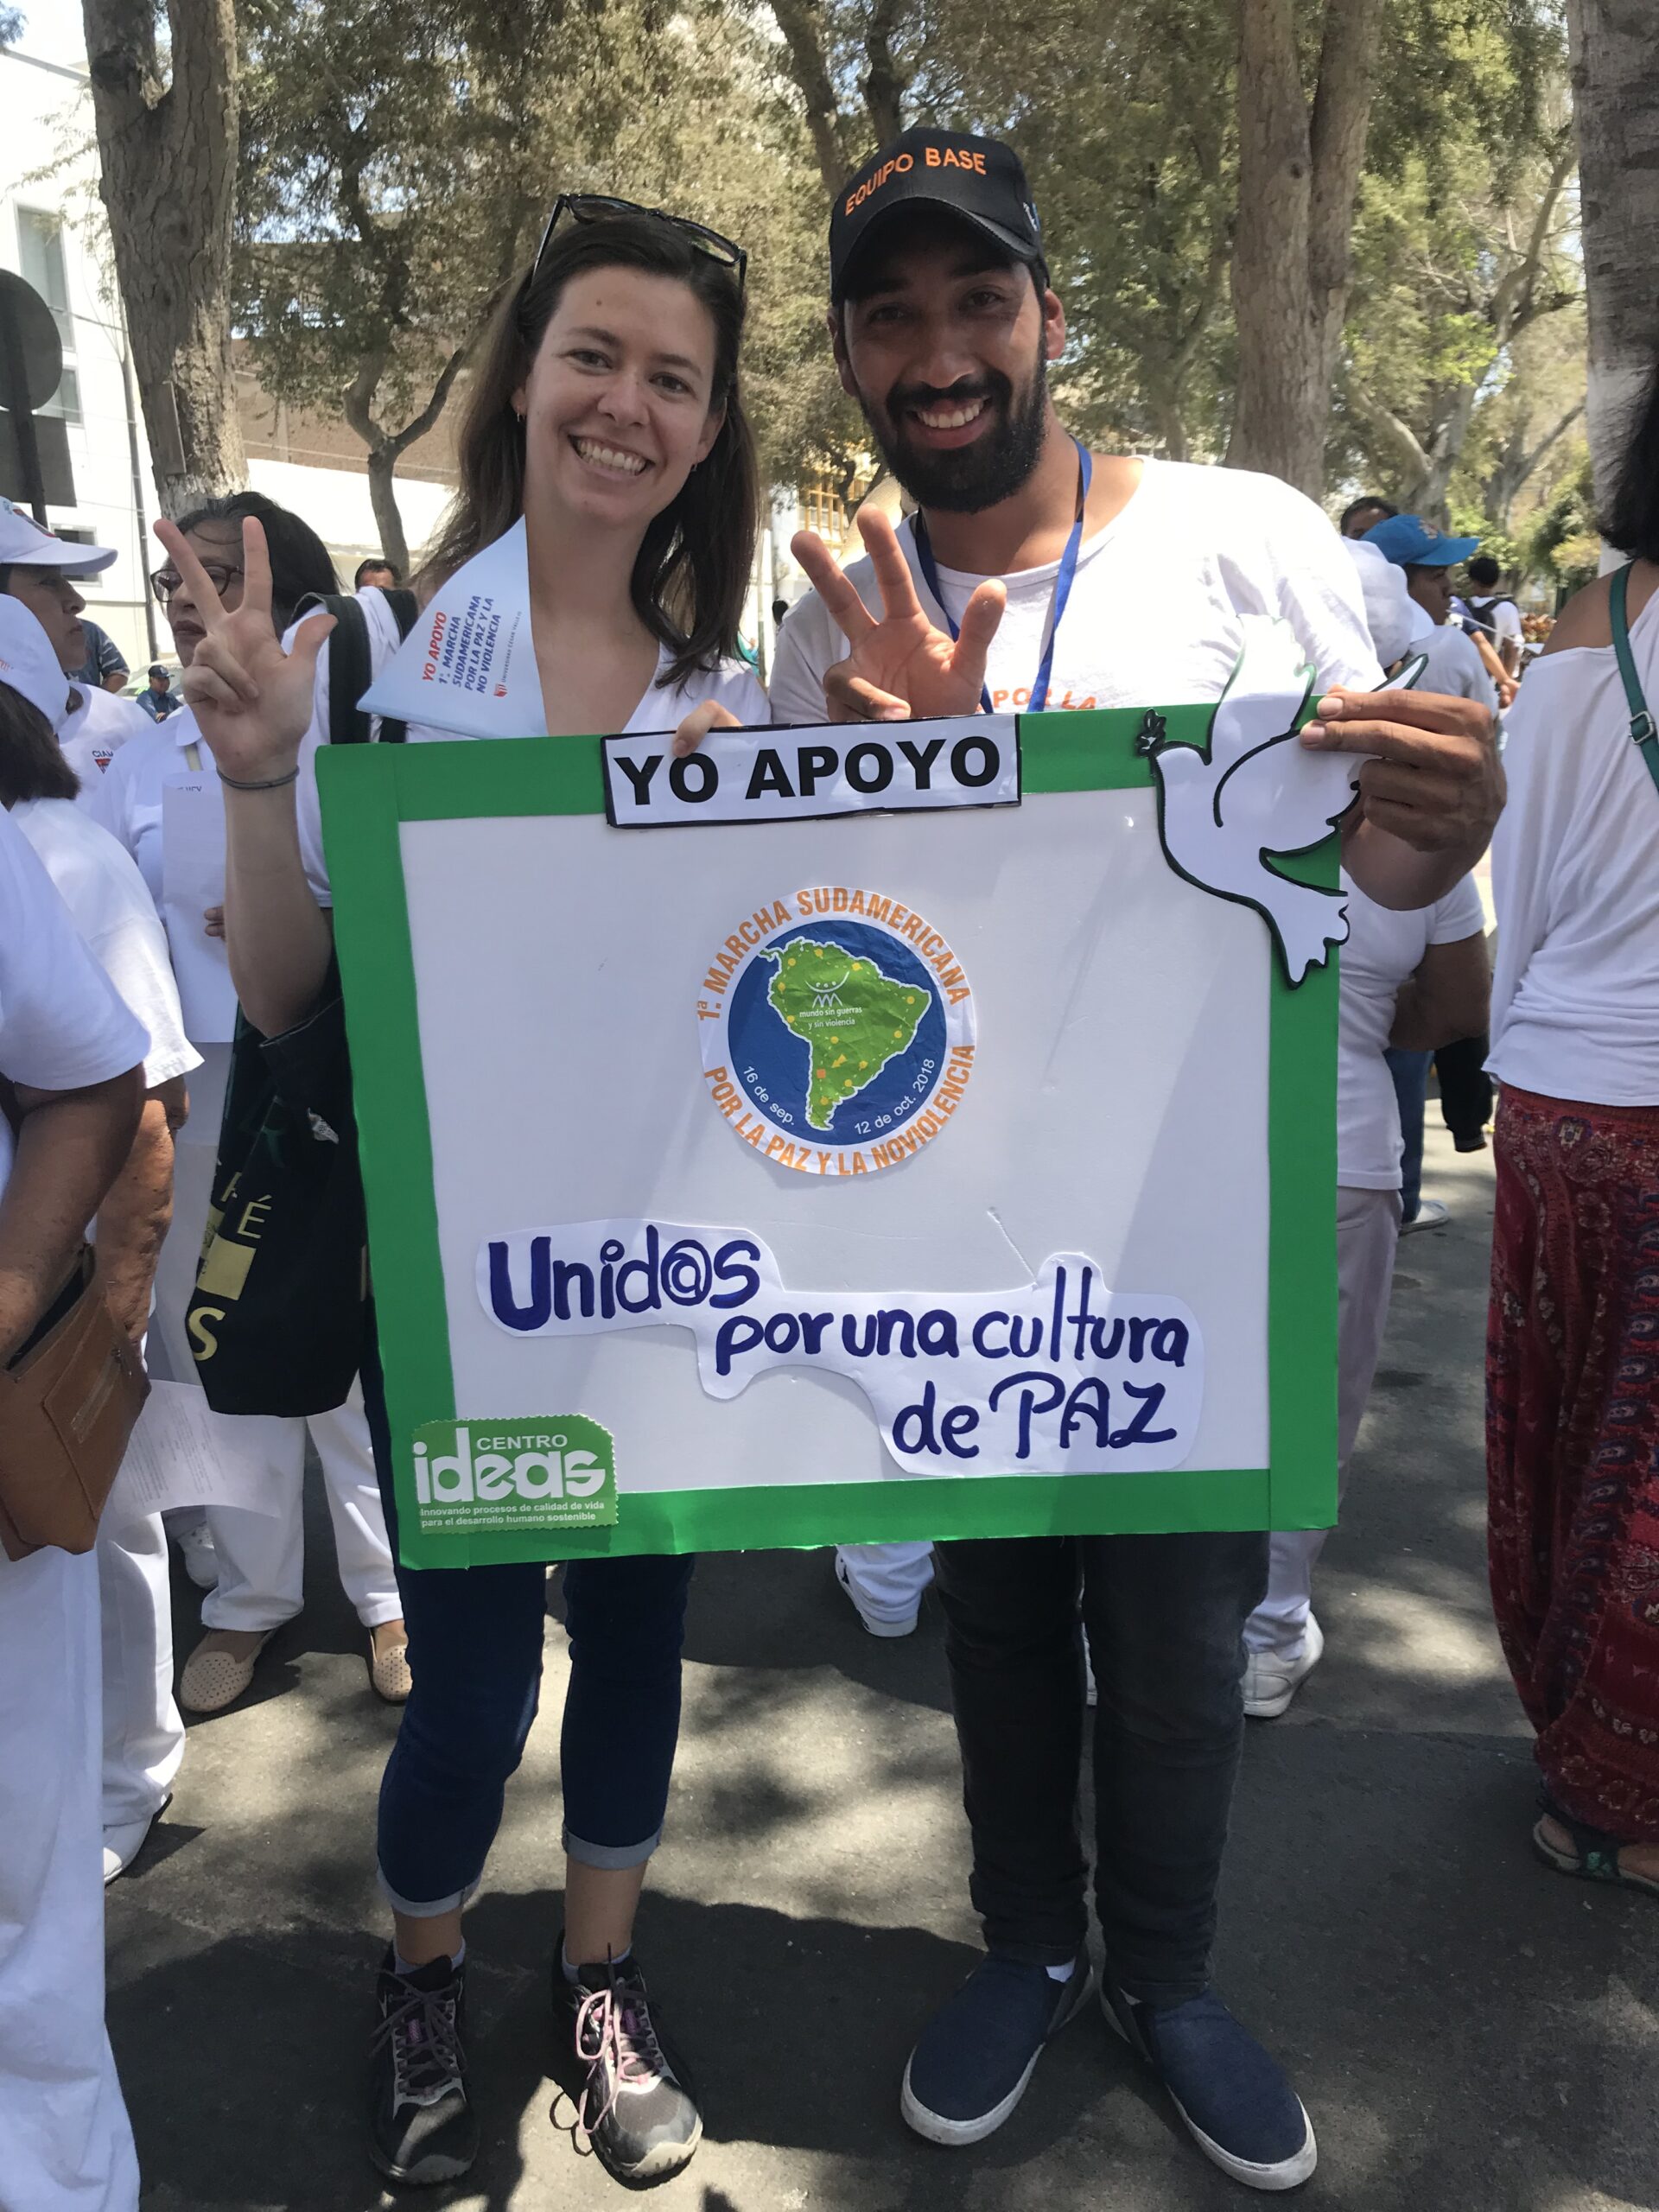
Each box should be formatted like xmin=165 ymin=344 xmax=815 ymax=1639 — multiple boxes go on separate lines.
xmin=109 ymin=1128 xmax=1659 ymax=2211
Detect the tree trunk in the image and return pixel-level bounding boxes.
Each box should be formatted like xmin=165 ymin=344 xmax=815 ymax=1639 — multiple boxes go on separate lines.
xmin=365 ymin=446 xmax=410 ymax=578
xmin=81 ymin=0 xmax=247 ymax=514
xmin=1567 ymin=0 xmax=1659 ymax=513
xmin=1228 ymin=0 xmax=1383 ymax=496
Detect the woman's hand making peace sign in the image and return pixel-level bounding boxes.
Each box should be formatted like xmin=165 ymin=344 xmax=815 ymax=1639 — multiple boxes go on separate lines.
xmin=155 ymin=516 xmax=335 ymax=784
xmin=792 ymin=506 xmax=1007 ymax=721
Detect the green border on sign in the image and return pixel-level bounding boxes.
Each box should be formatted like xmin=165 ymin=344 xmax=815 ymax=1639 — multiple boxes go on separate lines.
xmin=321 ymin=708 xmax=1337 ymax=1567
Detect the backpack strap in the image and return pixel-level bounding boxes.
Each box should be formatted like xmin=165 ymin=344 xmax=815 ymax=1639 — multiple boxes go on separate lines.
xmin=294 ymin=588 xmax=422 ymax=747
xmin=1611 ymin=562 xmax=1659 ymax=798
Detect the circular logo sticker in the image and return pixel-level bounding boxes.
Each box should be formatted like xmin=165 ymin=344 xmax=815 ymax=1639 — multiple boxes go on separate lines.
xmin=699 ymin=887 xmax=976 ymax=1176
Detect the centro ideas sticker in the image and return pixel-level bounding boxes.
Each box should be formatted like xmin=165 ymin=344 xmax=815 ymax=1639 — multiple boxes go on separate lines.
xmin=410 ymin=1417 xmax=616 ymax=1535
xmin=697 ymin=887 xmax=976 ymax=1176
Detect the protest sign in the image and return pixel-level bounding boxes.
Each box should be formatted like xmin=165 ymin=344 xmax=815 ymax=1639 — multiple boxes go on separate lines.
xmin=321 ymin=620 xmax=1351 ymax=1568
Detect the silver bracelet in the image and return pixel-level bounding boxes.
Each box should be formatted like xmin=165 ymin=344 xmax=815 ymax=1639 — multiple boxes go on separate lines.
xmin=216 ymin=765 xmax=300 ymax=791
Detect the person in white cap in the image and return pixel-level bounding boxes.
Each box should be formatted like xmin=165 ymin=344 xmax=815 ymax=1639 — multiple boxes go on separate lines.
xmin=0 ymin=598 xmax=201 ymax=1884
xmin=0 ymin=500 xmax=147 ymax=792
xmin=0 ymin=753 xmax=148 ymax=2212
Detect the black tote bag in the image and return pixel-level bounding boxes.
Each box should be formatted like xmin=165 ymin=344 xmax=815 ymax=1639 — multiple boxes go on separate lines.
xmin=185 ymin=588 xmax=416 ymax=1415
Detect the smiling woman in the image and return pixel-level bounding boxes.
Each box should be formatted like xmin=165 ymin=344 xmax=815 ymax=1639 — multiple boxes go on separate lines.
xmin=156 ymin=194 xmax=766 ymax=2197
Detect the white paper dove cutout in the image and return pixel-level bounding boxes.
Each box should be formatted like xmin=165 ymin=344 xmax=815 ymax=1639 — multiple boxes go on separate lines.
xmin=1136 ymin=618 xmax=1370 ymax=988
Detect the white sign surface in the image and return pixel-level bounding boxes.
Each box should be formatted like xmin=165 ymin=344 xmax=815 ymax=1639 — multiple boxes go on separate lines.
xmin=397 ymin=787 xmax=1272 ymax=1495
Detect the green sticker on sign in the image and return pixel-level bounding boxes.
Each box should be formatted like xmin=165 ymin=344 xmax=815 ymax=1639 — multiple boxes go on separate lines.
xmin=409 ymin=1417 xmax=618 ymax=1537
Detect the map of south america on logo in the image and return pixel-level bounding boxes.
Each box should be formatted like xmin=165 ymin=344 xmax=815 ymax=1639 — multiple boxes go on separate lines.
xmin=763 ymin=938 xmax=927 ymax=1132
xmin=701 ymin=892 xmax=977 ymax=1177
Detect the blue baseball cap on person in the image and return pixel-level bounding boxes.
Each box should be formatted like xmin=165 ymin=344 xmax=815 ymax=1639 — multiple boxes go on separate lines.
xmin=1363 ymin=513 xmax=1480 ymax=569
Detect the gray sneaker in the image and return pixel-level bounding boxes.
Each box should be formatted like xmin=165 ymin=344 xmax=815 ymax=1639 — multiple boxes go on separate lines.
xmin=554 ymin=1943 xmax=702 ymax=2183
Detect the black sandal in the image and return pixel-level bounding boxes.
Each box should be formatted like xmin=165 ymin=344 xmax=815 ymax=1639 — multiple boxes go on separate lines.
xmin=1532 ymin=1796 xmax=1659 ymax=1898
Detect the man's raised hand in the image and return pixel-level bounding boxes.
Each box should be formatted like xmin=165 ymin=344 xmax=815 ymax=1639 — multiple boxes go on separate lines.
xmin=792 ymin=507 xmax=1005 ymax=722
xmin=159 ymin=517 xmax=334 ymax=785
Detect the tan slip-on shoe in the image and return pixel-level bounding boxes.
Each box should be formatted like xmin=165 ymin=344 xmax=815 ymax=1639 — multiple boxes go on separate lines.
xmin=370 ymin=1620 xmax=412 ymax=1704
xmin=179 ymin=1629 xmax=274 ymax=1715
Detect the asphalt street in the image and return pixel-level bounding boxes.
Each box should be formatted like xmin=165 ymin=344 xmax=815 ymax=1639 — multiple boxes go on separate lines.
xmin=107 ymin=1125 xmax=1659 ymax=2212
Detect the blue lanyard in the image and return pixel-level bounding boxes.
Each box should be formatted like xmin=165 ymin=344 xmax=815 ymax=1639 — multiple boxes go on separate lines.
xmin=911 ymin=438 xmax=1092 ymax=715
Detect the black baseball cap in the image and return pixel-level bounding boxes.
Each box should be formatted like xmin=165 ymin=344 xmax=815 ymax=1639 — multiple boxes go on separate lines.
xmin=830 ymin=129 xmax=1046 ymax=302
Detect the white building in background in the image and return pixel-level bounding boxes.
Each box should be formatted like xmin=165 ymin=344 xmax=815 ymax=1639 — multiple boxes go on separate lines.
xmin=0 ymin=14 xmax=458 ymax=674
xmin=2 ymin=13 xmax=158 ymax=668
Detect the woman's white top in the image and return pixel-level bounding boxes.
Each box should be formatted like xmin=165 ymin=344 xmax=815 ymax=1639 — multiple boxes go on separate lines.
xmin=293 ymin=586 xmax=767 ymax=904
xmin=84 ymin=706 xmax=237 ymax=1045
xmin=10 ymin=798 xmax=198 ymax=1090
xmin=1489 ymin=582 xmax=1659 ymax=1105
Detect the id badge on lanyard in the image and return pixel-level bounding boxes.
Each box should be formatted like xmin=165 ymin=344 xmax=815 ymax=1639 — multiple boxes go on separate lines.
xmin=912 ymin=438 xmax=1092 ymax=715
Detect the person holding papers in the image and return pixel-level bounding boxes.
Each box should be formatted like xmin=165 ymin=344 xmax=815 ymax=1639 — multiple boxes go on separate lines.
xmin=157 ymin=200 xmax=763 ymax=2188
xmin=92 ymin=492 xmax=410 ymax=1718
xmin=724 ymin=130 xmax=1501 ymax=2193
xmin=0 ymin=593 xmax=201 ymax=1892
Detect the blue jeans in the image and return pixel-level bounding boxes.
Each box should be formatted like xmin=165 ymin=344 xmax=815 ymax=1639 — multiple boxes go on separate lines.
xmin=361 ymin=1322 xmax=694 ymax=1914
xmin=934 ymin=1529 xmax=1268 ymax=2005
xmin=1385 ymin=1047 xmax=1432 ymax=1224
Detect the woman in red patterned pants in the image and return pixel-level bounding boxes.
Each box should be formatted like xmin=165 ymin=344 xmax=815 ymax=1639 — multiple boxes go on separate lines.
xmin=1485 ymin=363 xmax=1659 ymax=1894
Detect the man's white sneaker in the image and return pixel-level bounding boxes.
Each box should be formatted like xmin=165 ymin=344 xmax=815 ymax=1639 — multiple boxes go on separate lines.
xmin=1243 ymin=1616 xmax=1324 ymax=1719
xmin=834 ymin=1555 xmax=920 ymax=1637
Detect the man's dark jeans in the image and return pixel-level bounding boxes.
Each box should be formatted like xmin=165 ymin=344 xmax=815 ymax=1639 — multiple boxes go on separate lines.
xmin=933 ymin=1530 xmax=1268 ymax=2007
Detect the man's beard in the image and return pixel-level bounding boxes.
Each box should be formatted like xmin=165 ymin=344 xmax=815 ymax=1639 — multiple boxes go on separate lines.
xmin=860 ymin=346 xmax=1048 ymax=514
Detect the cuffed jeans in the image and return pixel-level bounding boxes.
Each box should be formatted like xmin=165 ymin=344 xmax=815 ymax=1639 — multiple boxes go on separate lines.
xmin=360 ymin=1323 xmax=693 ymax=1915
xmin=933 ymin=1529 xmax=1268 ymax=2006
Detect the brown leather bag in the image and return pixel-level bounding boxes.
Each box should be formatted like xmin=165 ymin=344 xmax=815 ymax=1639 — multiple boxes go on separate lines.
xmin=0 ymin=1242 xmax=149 ymax=1564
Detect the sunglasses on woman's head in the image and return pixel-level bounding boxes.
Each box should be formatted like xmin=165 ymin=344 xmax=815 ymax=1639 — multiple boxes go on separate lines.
xmin=532 ymin=194 xmax=747 ymax=291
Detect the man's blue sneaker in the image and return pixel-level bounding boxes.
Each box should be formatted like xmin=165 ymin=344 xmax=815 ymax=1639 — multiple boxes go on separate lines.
xmin=901 ymin=1953 xmax=1094 ymax=2145
xmin=1102 ymin=1981 xmax=1316 ymax=2191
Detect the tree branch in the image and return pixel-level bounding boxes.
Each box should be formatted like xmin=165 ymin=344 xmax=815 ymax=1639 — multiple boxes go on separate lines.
xmin=767 ymin=0 xmax=851 ymax=199
xmin=861 ymin=0 xmax=909 ymax=147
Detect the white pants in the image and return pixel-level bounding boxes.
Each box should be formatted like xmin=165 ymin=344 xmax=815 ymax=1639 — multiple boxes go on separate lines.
xmin=201 ymin=1384 xmax=400 ymax=1633
xmin=97 ymin=1468 xmax=183 ymax=1829
xmin=0 ymin=1548 xmax=139 ymax=2210
xmin=836 ymin=1541 xmax=935 ymax=1622
xmin=1246 ymin=1184 xmax=1402 ymax=1660
xmin=150 ymin=1045 xmax=399 ymax=1637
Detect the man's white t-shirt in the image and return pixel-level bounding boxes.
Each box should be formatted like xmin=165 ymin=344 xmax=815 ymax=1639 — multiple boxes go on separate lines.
xmin=1490 ymin=586 xmax=1659 ymax=1105
xmin=292 ymin=587 xmax=768 ymax=904
xmin=1407 ymin=622 xmax=1498 ymax=716
xmin=10 ymin=799 xmax=200 ymax=1092
xmin=1459 ymin=594 xmax=1523 ymax=653
xmin=1338 ymin=874 xmax=1486 ymax=1189
xmin=0 ymin=804 xmax=149 ymax=1202
xmin=58 ymin=683 xmax=147 ymax=808
xmin=771 ymin=458 xmax=1380 ymax=724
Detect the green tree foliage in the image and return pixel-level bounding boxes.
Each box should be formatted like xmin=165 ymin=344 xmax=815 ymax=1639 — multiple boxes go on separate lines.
xmin=236 ymin=0 xmax=836 ymax=565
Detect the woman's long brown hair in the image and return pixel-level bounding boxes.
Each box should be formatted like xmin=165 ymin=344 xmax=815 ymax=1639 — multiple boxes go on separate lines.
xmin=420 ymin=212 xmax=758 ymax=689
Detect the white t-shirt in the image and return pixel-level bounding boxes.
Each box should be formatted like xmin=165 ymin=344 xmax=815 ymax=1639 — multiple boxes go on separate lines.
xmin=1408 ymin=623 xmax=1498 ymax=716
xmin=58 ymin=683 xmax=147 ymax=808
xmin=0 ymin=804 xmax=149 ymax=1202
xmin=10 ymin=799 xmax=199 ymax=1091
xmin=1338 ymin=874 xmax=1486 ymax=1189
xmin=770 ymin=458 xmax=1380 ymax=724
xmin=293 ymin=586 xmax=768 ymax=903
xmin=1489 ymin=584 xmax=1659 ymax=1104
xmin=1459 ymin=594 xmax=1522 ymax=652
